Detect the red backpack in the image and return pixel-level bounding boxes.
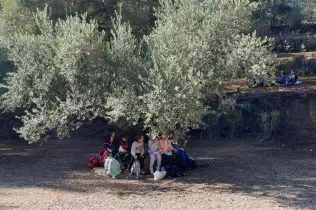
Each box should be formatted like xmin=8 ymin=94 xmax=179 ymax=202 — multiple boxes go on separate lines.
xmin=88 ymin=149 xmax=109 ymax=169
xmin=88 ymin=156 xmax=101 ymax=169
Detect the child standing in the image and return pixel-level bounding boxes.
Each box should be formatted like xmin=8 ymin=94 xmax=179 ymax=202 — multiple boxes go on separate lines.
xmin=130 ymin=135 xmax=145 ymax=174
xmin=148 ymin=135 xmax=161 ymax=175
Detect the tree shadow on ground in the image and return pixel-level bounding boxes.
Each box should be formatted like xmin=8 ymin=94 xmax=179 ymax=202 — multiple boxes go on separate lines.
xmin=0 ymin=138 xmax=315 ymax=209
xmin=185 ymin=143 xmax=316 ymax=209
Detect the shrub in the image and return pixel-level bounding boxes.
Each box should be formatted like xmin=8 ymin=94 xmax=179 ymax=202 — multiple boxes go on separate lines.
xmin=291 ymin=55 xmax=316 ymax=76
xmin=227 ymin=108 xmax=243 ymax=138
xmin=310 ymin=105 xmax=316 ymax=139
xmin=307 ymin=58 xmax=316 ymax=75
xmin=274 ymin=31 xmax=316 ymax=53
xmin=199 ymin=112 xmax=221 ymax=140
xmin=293 ymin=55 xmax=308 ymax=75
xmin=260 ymin=110 xmax=280 ymax=139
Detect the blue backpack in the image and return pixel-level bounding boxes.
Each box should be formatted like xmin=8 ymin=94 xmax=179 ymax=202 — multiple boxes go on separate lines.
xmin=104 ymin=157 xmax=121 ymax=178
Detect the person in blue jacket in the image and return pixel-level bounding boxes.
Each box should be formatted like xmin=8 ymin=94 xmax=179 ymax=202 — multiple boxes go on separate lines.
xmin=277 ymin=71 xmax=286 ymax=85
xmin=176 ymin=139 xmax=196 ymax=170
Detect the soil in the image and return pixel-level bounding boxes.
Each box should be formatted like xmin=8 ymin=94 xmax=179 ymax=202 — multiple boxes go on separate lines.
xmin=1 ymin=138 xmax=316 ymax=210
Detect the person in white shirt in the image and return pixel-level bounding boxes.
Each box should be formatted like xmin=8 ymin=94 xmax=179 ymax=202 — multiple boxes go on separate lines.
xmin=130 ymin=135 xmax=145 ymax=174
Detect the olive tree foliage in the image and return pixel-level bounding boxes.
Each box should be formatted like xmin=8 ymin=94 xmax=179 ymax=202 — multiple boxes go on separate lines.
xmin=0 ymin=6 xmax=136 ymax=142
xmin=0 ymin=0 xmax=36 ymax=35
xmin=299 ymin=0 xmax=316 ymax=23
xmin=0 ymin=0 xmax=276 ymax=143
xmin=105 ymin=0 xmax=276 ymax=139
xmin=252 ymin=0 xmax=306 ymax=29
xmin=0 ymin=0 xmax=77 ymax=35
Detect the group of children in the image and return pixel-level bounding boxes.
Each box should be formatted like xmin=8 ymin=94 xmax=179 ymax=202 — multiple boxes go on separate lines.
xmin=104 ymin=129 xmax=191 ymax=175
xmin=249 ymin=70 xmax=300 ymax=88
xmin=278 ymin=70 xmax=299 ymax=85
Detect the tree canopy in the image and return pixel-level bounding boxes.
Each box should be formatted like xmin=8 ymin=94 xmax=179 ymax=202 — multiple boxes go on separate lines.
xmin=0 ymin=0 xmax=277 ymax=142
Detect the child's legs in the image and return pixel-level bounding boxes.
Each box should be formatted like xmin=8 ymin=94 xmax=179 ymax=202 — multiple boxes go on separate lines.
xmin=156 ymin=154 xmax=161 ymax=170
xmin=123 ymin=153 xmax=131 ymax=168
xmin=165 ymin=154 xmax=173 ymax=166
xmin=128 ymin=154 xmax=136 ymax=170
xmin=161 ymin=154 xmax=172 ymax=167
xmin=161 ymin=154 xmax=166 ymax=167
xmin=117 ymin=152 xmax=125 ymax=162
xmin=149 ymin=154 xmax=156 ymax=173
xmin=136 ymin=153 xmax=144 ymax=169
xmin=149 ymin=154 xmax=156 ymax=169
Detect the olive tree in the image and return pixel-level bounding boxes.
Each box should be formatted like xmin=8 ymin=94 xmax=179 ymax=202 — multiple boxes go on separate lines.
xmin=105 ymin=0 xmax=276 ymax=140
xmin=0 ymin=1 xmax=276 ymax=143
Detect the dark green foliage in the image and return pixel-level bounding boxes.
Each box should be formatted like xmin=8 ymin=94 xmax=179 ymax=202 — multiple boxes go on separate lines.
xmin=227 ymin=109 xmax=243 ymax=138
xmin=274 ymin=32 xmax=316 ymax=53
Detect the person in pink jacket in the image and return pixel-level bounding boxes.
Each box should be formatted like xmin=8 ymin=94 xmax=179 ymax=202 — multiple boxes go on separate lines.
xmin=159 ymin=133 xmax=176 ymax=167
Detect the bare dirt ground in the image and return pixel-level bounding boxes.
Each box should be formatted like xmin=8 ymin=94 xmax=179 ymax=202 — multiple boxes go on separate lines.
xmin=0 ymin=138 xmax=316 ymax=210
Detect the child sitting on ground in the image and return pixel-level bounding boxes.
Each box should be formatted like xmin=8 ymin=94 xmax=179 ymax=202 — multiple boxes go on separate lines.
xmin=118 ymin=134 xmax=131 ymax=172
xmin=104 ymin=129 xmax=119 ymax=156
xmin=288 ymin=70 xmax=298 ymax=84
xmin=159 ymin=134 xmax=177 ymax=168
xmin=278 ymin=71 xmax=286 ymax=85
xmin=148 ymin=134 xmax=161 ymax=175
xmin=176 ymin=139 xmax=196 ymax=170
xmin=130 ymin=135 xmax=145 ymax=175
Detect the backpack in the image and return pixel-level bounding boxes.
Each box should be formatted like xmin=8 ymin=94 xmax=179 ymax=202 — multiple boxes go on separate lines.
xmin=131 ymin=160 xmax=141 ymax=178
xmin=104 ymin=157 xmax=121 ymax=178
xmin=154 ymin=170 xmax=167 ymax=181
xmin=99 ymin=149 xmax=109 ymax=166
xmin=164 ymin=165 xmax=185 ymax=178
xmin=88 ymin=156 xmax=101 ymax=169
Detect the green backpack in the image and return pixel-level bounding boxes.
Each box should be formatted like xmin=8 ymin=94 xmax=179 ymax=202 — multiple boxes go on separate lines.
xmin=104 ymin=157 xmax=121 ymax=178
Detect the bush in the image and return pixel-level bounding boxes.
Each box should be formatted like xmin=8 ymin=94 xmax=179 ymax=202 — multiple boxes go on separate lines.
xmin=274 ymin=31 xmax=316 ymax=53
xmin=260 ymin=110 xmax=280 ymax=139
xmin=291 ymin=55 xmax=316 ymax=76
xmin=293 ymin=55 xmax=307 ymax=75
xmin=227 ymin=109 xmax=243 ymax=138
xmin=310 ymin=105 xmax=316 ymax=139
xmin=306 ymin=58 xmax=316 ymax=75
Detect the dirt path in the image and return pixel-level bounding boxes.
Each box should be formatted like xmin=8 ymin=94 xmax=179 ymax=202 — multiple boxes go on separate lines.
xmin=0 ymin=138 xmax=316 ymax=210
